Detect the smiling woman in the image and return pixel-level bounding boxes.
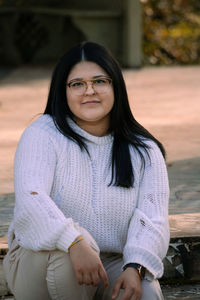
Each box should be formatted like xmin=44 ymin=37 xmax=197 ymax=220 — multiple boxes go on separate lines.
xmin=3 ymin=42 xmax=169 ymax=300
xmin=66 ymin=61 xmax=114 ymax=137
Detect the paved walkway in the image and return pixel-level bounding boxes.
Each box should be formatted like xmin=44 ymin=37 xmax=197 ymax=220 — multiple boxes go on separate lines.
xmin=0 ymin=66 xmax=200 ymax=228
xmin=0 ymin=65 xmax=200 ymax=235
xmin=0 ymin=65 xmax=200 ymax=299
xmin=1 ymin=284 xmax=200 ymax=299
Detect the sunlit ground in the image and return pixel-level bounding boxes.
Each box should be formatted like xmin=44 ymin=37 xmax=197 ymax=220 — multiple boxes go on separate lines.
xmin=0 ymin=65 xmax=200 ymax=200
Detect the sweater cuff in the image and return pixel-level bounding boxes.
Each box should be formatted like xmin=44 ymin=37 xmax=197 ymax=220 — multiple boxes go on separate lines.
xmin=123 ymin=247 xmax=163 ymax=279
xmin=56 ymin=226 xmax=81 ymax=253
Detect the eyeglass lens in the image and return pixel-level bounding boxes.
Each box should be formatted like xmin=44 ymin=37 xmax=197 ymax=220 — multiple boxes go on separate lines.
xmin=68 ymin=78 xmax=111 ymax=95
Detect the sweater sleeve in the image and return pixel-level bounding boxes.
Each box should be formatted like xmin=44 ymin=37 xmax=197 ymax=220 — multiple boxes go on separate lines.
xmin=123 ymin=142 xmax=170 ymax=279
xmin=13 ymin=125 xmax=81 ymax=252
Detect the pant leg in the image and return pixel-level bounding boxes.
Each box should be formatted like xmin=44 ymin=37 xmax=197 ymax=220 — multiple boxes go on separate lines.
xmin=93 ymin=253 xmax=124 ymax=300
xmin=46 ymin=249 xmax=97 ymax=300
xmin=3 ymin=239 xmax=97 ymax=300
xmin=141 ymin=279 xmax=164 ymax=300
xmin=93 ymin=252 xmax=164 ymax=300
xmin=3 ymin=239 xmax=51 ymax=300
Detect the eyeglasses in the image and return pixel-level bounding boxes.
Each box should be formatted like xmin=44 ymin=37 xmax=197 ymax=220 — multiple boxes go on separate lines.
xmin=66 ymin=77 xmax=112 ymax=95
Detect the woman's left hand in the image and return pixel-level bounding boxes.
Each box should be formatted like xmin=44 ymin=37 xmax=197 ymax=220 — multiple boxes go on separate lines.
xmin=112 ymin=268 xmax=142 ymax=300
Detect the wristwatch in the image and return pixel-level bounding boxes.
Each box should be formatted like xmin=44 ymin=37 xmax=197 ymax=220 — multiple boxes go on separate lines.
xmin=123 ymin=263 xmax=146 ymax=279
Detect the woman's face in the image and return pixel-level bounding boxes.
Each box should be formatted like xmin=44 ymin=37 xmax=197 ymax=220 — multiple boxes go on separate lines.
xmin=66 ymin=61 xmax=114 ymax=130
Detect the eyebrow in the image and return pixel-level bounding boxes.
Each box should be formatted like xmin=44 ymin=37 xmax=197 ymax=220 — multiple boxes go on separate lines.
xmin=68 ymin=74 xmax=108 ymax=82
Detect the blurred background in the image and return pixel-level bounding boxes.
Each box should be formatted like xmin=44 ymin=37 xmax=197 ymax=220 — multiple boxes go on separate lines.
xmin=0 ymin=0 xmax=200 ymax=213
xmin=1 ymin=2 xmax=200 ymax=297
xmin=142 ymin=0 xmax=200 ymax=65
xmin=0 ymin=0 xmax=200 ymax=67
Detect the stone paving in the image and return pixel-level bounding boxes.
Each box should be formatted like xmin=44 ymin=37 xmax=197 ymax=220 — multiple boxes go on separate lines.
xmin=1 ymin=285 xmax=200 ymax=299
xmin=0 ymin=65 xmax=200 ymax=235
xmin=162 ymin=284 xmax=200 ymax=299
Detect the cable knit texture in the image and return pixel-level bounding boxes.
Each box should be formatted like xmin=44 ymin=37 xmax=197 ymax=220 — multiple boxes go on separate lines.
xmin=8 ymin=115 xmax=170 ymax=279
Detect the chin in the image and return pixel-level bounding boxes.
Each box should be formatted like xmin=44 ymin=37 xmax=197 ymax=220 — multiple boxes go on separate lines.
xmin=80 ymin=115 xmax=105 ymax=122
xmin=83 ymin=118 xmax=103 ymax=123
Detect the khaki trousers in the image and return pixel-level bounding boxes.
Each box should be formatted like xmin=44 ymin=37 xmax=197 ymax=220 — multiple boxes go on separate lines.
xmin=3 ymin=239 xmax=164 ymax=300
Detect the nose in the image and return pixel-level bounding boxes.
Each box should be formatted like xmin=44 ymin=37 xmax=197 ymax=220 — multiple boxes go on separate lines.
xmin=85 ymin=82 xmax=95 ymax=95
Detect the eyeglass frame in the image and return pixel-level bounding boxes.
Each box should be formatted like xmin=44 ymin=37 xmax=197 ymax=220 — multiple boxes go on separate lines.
xmin=66 ymin=77 xmax=112 ymax=95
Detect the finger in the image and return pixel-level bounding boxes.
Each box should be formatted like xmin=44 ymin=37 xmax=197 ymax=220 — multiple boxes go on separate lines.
xmin=75 ymin=270 xmax=83 ymax=285
xmin=99 ymin=266 xmax=109 ymax=289
xmin=83 ymin=272 xmax=93 ymax=286
xmin=120 ymin=288 xmax=134 ymax=300
xmin=120 ymin=287 xmax=141 ymax=300
xmin=112 ymin=279 xmax=122 ymax=299
xmin=91 ymin=271 xmax=100 ymax=287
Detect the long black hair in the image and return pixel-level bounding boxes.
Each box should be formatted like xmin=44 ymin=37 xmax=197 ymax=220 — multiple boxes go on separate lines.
xmin=44 ymin=41 xmax=165 ymax=188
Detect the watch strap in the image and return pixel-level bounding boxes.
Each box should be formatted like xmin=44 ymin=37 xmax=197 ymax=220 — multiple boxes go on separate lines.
xmin=123 ymin=263 xmax=145 ymax=279
xmin=123 ymin=263 xmax=140 ymax=271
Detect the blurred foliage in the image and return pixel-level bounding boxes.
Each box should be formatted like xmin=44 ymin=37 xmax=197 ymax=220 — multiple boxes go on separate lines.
xmin=142 ymin=0 xmax=200 ymax=65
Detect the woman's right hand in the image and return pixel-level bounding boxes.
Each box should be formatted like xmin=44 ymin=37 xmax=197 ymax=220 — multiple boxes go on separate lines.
xmin=69 ymin=239 xmax=109 ymax=289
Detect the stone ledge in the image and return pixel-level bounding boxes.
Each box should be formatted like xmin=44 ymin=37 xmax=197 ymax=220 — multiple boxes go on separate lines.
xmin=162 ymin=213 xmax=200 ymax=282
xmin=169 ymin=213 xmax=200 ymax=240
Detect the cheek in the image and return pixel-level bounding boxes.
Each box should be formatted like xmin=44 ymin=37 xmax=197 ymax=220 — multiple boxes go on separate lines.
xmin=106 ymin=92 xmax=114 ymax=111
xmin=66 ymin=92 xmax=77 ymax=112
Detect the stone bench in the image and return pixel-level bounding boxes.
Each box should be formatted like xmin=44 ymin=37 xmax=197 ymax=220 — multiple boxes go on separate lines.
xmin=0 ymin=7 xmax=121 ymax=17
xmin=163 ymin=213 xmax=200 ymax=283
xmin=1 ymin=213 xmax=200 ymax=297
xmin=0 ymin=6 xmax=122 ymax=67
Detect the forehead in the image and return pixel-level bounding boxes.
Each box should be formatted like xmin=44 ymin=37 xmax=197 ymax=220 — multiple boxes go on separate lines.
xmin=67 ymin=61 xmax=108 ymax=80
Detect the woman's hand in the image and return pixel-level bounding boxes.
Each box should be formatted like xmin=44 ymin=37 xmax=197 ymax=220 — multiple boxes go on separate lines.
xmin=112 ymin=268 xmax=142 ymax=300
xmin=69 ymin=239 xmax=108 ymax=289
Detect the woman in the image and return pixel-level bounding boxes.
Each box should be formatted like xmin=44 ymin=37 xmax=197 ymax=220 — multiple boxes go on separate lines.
xmin=3 ymin=42 xmax=169 ymax=300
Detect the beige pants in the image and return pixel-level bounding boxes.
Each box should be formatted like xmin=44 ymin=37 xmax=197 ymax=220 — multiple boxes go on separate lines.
xmin=3 ymin=239 xmax=164 ymax=300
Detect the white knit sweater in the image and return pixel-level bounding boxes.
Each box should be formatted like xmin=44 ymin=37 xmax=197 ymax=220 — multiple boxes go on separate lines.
xmin=8 ymin=115 xmax=170 ymax=278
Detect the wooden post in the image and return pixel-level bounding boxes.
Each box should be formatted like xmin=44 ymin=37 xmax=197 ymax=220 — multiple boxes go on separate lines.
xmin=123 ymin=0 xmax=142 ymax=67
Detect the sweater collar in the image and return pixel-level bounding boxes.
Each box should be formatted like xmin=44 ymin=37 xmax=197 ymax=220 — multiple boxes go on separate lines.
xmin=67 ymin=117 xmax=113 ymax=145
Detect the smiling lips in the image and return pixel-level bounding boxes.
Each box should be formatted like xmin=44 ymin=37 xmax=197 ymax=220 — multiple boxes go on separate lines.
xmin=82 ymin=100 xmax=100 ymax=104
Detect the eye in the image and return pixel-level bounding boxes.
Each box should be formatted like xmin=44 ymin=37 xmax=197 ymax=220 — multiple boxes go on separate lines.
xmin=70 ymin=81 xmax=84 ymax=88
xmin=93 ymin=78 xmax=107 ymax=85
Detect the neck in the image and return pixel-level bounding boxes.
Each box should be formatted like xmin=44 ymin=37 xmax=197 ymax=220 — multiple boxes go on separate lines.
xmin=74 ymin=117 xmax=110 ymax=137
